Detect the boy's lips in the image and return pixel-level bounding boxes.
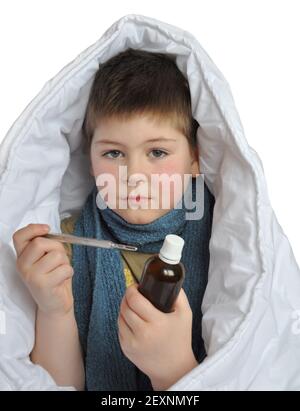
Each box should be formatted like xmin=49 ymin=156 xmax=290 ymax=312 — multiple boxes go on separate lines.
xmin=120 ymin=195 xmax=151 ymax=201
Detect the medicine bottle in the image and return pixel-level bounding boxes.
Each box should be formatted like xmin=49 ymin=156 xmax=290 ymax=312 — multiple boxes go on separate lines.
xmin=138 ymin=234 xmax=185 ymax=313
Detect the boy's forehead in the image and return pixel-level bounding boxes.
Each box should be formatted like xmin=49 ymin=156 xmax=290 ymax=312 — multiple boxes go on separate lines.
xmin=93 ymin=136 xmax=178 ymax=147
xmin=93 ymin=116 xmax=182 ymax=146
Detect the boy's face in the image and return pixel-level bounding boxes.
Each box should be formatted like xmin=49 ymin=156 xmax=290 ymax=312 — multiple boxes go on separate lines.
xmin=90 ymin=114 xmax=200 ymax=224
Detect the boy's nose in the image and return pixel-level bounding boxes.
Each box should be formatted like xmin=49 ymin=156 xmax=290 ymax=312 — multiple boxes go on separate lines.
xmin=127 ymin=157 xmax=142 ymax=174
xmin=121 ymin=158 xmax=147 ymax=185
xmin=127 ymin=173 xmax=147 ymax=186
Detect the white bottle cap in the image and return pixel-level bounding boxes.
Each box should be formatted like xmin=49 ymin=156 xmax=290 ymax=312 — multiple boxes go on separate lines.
xmin=159 ymin=234 xmax=185 ymax=265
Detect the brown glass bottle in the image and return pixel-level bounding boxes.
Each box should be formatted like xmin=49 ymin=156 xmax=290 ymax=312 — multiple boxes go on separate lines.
xmin=138 ymin=234 xmax=185 ymax=313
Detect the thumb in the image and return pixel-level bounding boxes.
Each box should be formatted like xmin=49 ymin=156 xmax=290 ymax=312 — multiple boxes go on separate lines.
xmin=172 ymin=287 xmax=191 ymax=314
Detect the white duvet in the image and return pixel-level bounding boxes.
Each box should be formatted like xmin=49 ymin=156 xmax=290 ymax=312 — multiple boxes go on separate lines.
xmin=0 ymin=14 xmax=299 ymax=391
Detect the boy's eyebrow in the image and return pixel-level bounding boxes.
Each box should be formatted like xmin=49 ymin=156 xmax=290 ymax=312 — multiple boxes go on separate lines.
xmin=94 ymin=137 xmax=177 ymax=146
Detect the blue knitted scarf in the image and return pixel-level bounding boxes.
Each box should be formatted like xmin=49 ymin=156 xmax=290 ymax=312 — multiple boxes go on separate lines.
xmin=72 ymin=176 xmax=215 ymax=391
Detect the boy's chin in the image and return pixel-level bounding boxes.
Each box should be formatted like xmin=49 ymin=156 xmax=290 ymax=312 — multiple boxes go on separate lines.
xmin=113 ymin=208 xmax=171 ymax=225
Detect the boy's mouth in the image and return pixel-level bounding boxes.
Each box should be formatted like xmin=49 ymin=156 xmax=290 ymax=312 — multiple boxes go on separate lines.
xmin=120 ymin=195 xmax=151 ymax=202
xmin=127 ymin=195 xmax=149 ymax=202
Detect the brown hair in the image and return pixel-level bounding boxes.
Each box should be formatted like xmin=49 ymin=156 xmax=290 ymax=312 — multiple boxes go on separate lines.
xmin=82 ymin=48 xmax=199 ymax=153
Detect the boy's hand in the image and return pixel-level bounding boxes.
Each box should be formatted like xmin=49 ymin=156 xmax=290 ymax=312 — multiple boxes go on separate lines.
xmin=117 ymin=284 xmax=199 ymax=390
xmin=13 ymin=224 xmax=74 ymax=317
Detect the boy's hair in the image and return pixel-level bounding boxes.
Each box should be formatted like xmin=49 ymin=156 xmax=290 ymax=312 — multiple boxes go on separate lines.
xmin=82 ymin=48 xmax=199 ymax=153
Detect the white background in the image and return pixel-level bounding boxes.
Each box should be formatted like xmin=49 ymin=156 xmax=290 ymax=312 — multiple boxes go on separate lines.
xmin=0 ymin=0 xmax=299 ymax=265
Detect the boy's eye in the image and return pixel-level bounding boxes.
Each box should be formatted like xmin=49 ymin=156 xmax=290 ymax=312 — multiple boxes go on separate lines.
xmin=102 ymin=150 xmax=123 ymax=159
xmin=149 ymin=149 xmax=168 ymax=158
xmin=101 ymin=149 xmax=169 ymax=159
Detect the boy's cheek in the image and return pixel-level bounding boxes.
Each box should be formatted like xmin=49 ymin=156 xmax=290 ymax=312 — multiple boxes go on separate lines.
xmin=92 ymin=163 xmax=117 ymax=179
xmin=92 ymin=159 xmax=187 ymax=183
xmin=154 ymin=159 xmax=183 ymax=176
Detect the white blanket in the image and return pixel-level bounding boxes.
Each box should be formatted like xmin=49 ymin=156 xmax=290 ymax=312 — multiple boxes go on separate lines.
xmin=0 ymin=13 xmax=299 ymax=391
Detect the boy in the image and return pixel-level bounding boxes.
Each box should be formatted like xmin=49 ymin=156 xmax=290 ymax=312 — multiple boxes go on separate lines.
xmin=12 ymin=48 xmax=215 ymax=391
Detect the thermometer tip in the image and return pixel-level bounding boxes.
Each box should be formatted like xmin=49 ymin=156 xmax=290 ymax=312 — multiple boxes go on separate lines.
xmin=112 ymin=243 xmax=138 ymax=252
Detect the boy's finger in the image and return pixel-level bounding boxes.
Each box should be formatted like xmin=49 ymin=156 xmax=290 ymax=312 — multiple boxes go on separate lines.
xmin=13 ymin=224 xmax=50 ymax=256
xmin=17 ymin=237 xmax=66 ymax=273
xmin=44 ymin=264 xmax=74 ymax=288
xmin=118 ymin=311 xmax=134 ymax=337
xmin=31 ymin=249 xmax=70 ymax=276
xmin=120 ymin=293 xmax=145 ymax=331
xmin=128 ymin=283 xmax=161 ymax=322
xmin=172 ymin=287 xmax=191 ymax=313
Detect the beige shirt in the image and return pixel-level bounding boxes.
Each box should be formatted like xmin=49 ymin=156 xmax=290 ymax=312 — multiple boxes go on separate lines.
xmin=60 ymin=215 xmax=155 ymax=287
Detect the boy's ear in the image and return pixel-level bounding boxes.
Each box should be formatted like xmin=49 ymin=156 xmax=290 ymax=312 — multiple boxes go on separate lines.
xmin=190 ymin=145 xmax=200 ymax=177
xmin=89 ymin=164 xmax=94 ymax=177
